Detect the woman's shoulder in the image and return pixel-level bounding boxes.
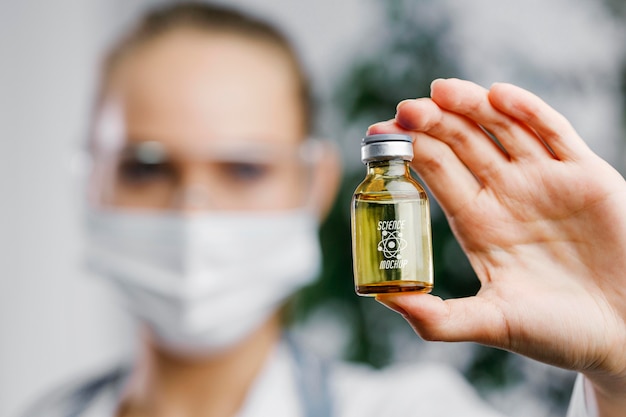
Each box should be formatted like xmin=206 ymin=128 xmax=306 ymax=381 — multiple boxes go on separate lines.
xmin=329 ymin=360 xmax=505 ymax=417
xmin=20 ymin=366 xmax=127 ymax=417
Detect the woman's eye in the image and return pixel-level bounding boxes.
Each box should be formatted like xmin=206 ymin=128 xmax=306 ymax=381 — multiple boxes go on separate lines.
xmin=220 ymin=162 xmax=269 ymax=182
xmin=117 ymin=160 xmax=175 ymax=184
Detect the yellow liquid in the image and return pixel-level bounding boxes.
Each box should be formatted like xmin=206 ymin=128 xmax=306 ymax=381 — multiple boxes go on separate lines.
xmin=352 ymin=193 xmax=433 ymax=296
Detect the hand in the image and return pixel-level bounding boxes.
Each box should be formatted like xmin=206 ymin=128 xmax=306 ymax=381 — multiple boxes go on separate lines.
xmin=368 ymin=78 xmax=626 ymax=415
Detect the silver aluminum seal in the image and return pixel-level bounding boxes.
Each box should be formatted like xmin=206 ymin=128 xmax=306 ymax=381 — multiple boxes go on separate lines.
xmin=361 ymin=134 xmax=413 ymax=163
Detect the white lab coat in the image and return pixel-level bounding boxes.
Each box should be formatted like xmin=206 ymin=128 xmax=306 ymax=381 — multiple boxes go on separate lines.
xmin=23 ymin=338 xmax=594 ymax=417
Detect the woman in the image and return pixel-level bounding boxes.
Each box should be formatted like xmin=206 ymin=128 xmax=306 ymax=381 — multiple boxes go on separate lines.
xmin=24 ymin=2 xmax=625 ymax=417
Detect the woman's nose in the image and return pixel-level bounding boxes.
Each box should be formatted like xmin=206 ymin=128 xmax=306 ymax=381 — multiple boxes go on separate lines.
xmin=172 ymin=183 xmax=214 ymax=213
xmin=170 ymin=164 xmax=218 ymax=213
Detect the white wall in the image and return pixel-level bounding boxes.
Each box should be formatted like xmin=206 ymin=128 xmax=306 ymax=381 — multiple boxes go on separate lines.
xmin=0 ymin=2 xmax=131 ymax=416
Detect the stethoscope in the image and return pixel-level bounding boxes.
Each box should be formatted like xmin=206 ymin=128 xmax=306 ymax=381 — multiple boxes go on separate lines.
xmin=284 ymin=333 xmax=335 ymax=417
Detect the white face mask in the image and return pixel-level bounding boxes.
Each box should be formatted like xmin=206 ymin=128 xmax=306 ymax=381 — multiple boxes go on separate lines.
xmin=84 ymin=208 xmax=321 ymax=357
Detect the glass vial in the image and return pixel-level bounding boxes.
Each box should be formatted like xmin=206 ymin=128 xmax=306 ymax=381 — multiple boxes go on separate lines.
xmin=351 ymin=133 xmax=433 ymax=296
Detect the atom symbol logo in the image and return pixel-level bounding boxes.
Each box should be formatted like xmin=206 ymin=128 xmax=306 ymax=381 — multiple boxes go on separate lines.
xmin=377 ymin=230 xmax=408 ymax=259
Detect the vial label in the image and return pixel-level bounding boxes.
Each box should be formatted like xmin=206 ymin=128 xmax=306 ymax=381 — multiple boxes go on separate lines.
xmin=377 ymin=219 xmax=409 ymax=269
xmin=352 ymin=193 xmax=433 ymax=296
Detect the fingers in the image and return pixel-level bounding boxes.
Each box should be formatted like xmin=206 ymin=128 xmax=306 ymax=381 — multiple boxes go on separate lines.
xmin=393 ymin=79 xmax=589 ymax=164
xmin=369 ymin=94 xmax=510 ymax=217
xmin=376 ymin=293 xmax=510 ymax=347
xmin=395 ymin=98 xmax=509 ymax=184
xmin=429 ymin=78 xmax=555 ymax=161
xmin=487 ymin=82 xmax=590 ymax=161
xmin=367 ymin=78 xmax=591 ymax=217
xmin=367 ymin=120 xmax=481 ymax=216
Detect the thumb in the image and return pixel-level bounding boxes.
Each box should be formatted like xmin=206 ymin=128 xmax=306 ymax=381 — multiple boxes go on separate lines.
xmin=376 ymin=293 xmax=511 ymax=348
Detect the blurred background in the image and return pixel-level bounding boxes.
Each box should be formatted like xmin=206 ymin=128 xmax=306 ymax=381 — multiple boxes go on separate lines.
xmin=1 ymin=0 xmax=625 ymax=416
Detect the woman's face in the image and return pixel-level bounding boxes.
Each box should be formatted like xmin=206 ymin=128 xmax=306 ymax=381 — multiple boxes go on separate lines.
xmin=93 ymin=29 xmax=309 ymax=212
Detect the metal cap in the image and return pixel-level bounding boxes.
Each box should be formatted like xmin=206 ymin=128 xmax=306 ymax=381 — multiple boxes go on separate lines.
xmin=361 ymin=133 xmax=413 ymax=163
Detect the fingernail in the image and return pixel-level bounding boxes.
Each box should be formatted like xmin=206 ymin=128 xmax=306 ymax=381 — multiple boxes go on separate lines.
xmin=366 ymin=120 xmax=393 ymax=135
xmin=396 ymin=99 xmax=412 ymax=112
xmin=430 ymin=78 xmax=444 ymax=95
xmin=394 ymin=100 xmax=412 ymax=121
xmin=376 ymin=296 xmax=408 ymax=317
